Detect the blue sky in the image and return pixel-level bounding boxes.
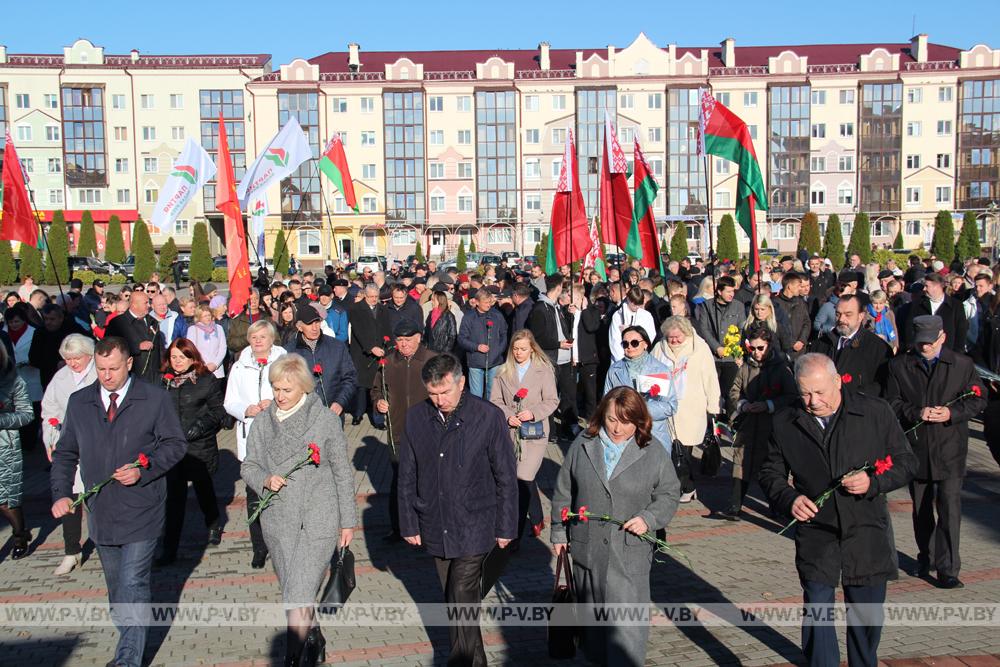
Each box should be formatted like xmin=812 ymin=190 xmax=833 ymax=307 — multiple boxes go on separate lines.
xmin=4 ymin=0 xmax=999 ymax=67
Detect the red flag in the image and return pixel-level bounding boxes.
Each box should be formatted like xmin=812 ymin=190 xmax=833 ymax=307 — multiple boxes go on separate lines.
xmin=216 ymin=114 xmax=251 ymax=316
xmin=0 ymin=131 xmax=39 ymax=248
xmin=599 ymin=114 xmax=633 ymax=250
xmin=546 ymin=129 xmax=590 ymax=273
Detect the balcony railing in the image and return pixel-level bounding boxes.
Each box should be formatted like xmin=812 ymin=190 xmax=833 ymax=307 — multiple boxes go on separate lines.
xmin=709 ymin=65 xmax=769 ymax=77
xmin=807 ymin=63 xmax=860 ymax=74
xmin=904 ymin=60 xmax=958 ymax=71
xmin=425 ymin=70 xmax=476 ymax=80
xmin=320 ymin=71 xmax=386 ymax=81
xmin=517 ymin=69 xmax=576 ymax=79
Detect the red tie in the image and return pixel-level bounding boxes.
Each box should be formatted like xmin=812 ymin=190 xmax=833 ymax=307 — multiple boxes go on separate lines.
xmin=107 ymin=392 xmax=119 ymax=423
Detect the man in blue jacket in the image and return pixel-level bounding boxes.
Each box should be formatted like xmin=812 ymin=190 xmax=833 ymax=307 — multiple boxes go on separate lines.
xmin=398 ymin=353 xmax=517 ymax=667
xmin=456 ymin=288 xmax=508 ymax=400
xmin=316 ymin=284 xmax=349 ymax=342
xmin=284 ymin=307 xmax=358 ymax=419
xmin=51 ymin=336 xmax=187 ymax=667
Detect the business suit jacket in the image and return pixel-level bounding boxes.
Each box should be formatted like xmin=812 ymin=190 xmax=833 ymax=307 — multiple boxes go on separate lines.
xmin=105 ymin=310 xmax=164 ymax=383
xmin=810 ymin=328 xmax=892 ymax=397
xmin=902 ymin=295 xmax=968 ymax=353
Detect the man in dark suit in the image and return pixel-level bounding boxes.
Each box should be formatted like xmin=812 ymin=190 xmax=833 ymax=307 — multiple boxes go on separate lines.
xmin=104 ymin=290 xmax=164 ymax=383
xmin=528 ymin=275 xmax=575 ymax=438
xmin=29 ymin=303 xmax=93 ymax=389
xmin=572 ymin=283 xmax=603 ymax=422
xmin=510 ymin=283 xmax=534 ymax=333
xmin=51 ymin=337 xmax=187 ymax=667
xmin=348 ymin=285 xmax=388 ymax=425
xmin=810 ymin=294 xmax=892 ymax=397
xmin=901 ymin=272 xmax=968 ymax=353
xmin=886 ymin=315 xmax=986 ymax=589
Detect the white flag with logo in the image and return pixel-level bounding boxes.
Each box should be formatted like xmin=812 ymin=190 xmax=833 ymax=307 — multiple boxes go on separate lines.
xmin=248 ymin=195 xmax=268 ymax=259
xmin=151 ymin=138 xmax=217 ymax=233
xmin=237 ymin=117 xmax=312 ymax=206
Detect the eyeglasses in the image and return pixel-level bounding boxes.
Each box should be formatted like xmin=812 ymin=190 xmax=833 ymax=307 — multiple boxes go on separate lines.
xmin=747 ymin=345 xmax=767 ymax=352
xmin=621 ymin=339 xmax=645 ymax=349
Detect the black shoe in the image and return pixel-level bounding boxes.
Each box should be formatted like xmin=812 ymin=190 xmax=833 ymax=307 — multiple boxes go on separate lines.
xmin=251 ymin=552 xmax=267 ymax=569
xmin=154 ymin=554 xmax=176 ymax=568
xmin=937 ymin=575 xmax=964 ymax=589
xmin=351 ymin=417 xmax=362 ymax=426
xmin=208 ymin=525 xmax=223 ymax=546
xmin=381 ymin=532 xmax=403 ymax=543
xmin=10 ymin=531 xmax=31 ymax=560
xmin=915 ymin=563 xmax=931 ymax=578
xmin=717 ymin=507 xmax=742 ymax=522
xmin=302 ymin=626 xmax=325 ymax=666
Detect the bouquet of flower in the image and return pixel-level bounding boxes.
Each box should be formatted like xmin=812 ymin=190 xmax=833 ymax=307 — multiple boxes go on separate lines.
xmin=70 ymin=453 xmax=150 ymax=509
xmin=378 ymin=357 xmax=396 ymax=456
xmin=247 ymin=443 xmax=321 ymax=524
xmin=903 ymin=385 xmax=981 ymax=436
xmin=561 ymin=506 xmax=691 ymax=568
xmin=512 ymin=388 xmax=528 ymax=460
xmin=777 ymin=456 xmax=894 ymax=535
xmin=723 ymin=325 xmax=744 ymax=360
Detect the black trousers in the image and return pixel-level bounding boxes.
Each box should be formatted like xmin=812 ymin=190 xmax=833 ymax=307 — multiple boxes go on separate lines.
xmin=802 ymin=579 xmax=885 ymax=667
xmin=910 ymin=477 xmax=963 ymax=577
xmin=434 ymin=552 xmax=488 ymax=667
xmin=673 ymin=443 xmax=696 ymax=494
xmin=516 ymin=479 xmax=544 ymax=537
xmin=162 ymin=455 xmax=220 ymax=558
xmin=62 ymin=507 xmax=83 ymax=556
xmin=575 ymin=362 xmax=598 ymax=422
xmin=245 ymin=485 xmax=268 ymax=558
xmin=982 ymin=398 xmax=1000 ymax=468
xmin=551 ymin=362 xmax=576 ymax=436
xmin=388 ymin=461 xmax=400 ymax=536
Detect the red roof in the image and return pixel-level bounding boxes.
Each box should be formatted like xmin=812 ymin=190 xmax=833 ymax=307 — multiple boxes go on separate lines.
xmin=306 ymin=42 xmax=963 ymax=74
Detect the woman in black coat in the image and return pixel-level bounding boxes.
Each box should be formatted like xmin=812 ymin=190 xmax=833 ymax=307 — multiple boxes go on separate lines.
xmin=157 ymin=338 xmax=227 ymax=566
xmin=424 ymin=290 xmax=457 ymax=353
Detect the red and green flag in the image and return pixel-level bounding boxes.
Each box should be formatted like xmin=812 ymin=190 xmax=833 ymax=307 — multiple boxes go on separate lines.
xmin=545 ymin=128 xmax=590 ymax=275
xmin=599 ymin=112 xmax=633 ymax=251
xmin=626 ymin=138 xmax=664 ymax=274
xmin=697 ymin=90 xmax=767 ymax=271
xmin=319 ymin=135 xmax=358 ymax=214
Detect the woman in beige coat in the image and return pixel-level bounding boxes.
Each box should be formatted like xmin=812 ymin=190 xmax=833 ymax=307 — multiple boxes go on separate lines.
xmin=490 ymin=329 xmax=559 ymax=542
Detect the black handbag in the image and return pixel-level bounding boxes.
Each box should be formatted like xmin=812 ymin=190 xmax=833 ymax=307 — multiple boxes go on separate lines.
xmin=518 ymin=421 xmax=545 ymax=440
xmin=548 ymin=550 xmax=578 ymax=659
xmin=699 ymin=421 xmax=722 ymax=477
xmin=320 ymin=546 xmax=356 ymax=610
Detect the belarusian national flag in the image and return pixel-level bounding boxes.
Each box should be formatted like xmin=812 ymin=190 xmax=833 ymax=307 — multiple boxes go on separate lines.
xmin=697 ymin=90 xmax=767 ymax=271
xmin=626 ymin=138 xmax=664 ymax=273
xmin=237 ymin=117 xmax=312 ymax=206
xmin=0 ymin=130 xmax=39 ymax=248
xmin=545 ymin=128 xmax=590 ymax=275
xmin=319 ymin=135 xmax=358 ymax=213
xmin=582 ymin=217 xmax=607 ymax=281
xmin=217 ymin=113 xmax=252 ymax=317
xmin=151 ymin=137 xmax=216 ymax=234
xmin=599 ymin=112 xmax=633 ymax=251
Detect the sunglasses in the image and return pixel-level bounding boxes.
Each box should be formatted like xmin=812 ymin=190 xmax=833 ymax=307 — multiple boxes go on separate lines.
xmin=621 ymin=339 xmax=645 ymax=349
xmin=747 ymin=344 xmax=767 ymax=352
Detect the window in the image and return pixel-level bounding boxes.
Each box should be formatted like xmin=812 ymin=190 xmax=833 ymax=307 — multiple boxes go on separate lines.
xmin=79 ymin=189 xmax=102 ymax=204
xmin=16 ymin=125 xmax=31 ymax=142
xmin=550 ymin=158 xmax=562 ymax=179
xmin=361 ymin=131 xmax=376 ymax=146
xmin=458 ymin=162 xmax=472 ymax=178
xmin=15 ymin=94 xmax=29 ymax=109
xmin=839 ymin=89 xmax=855 ymax=104
xmin=906 ymin=154 xmax=921 ymax=169
xmin=525 ymin=129 xmax=539 ymax=144
xmin=525 ymin=194 xmax=541 ymax=211
xmin=671 ymin=87 xmax=710 ymax=216
xmin=298 ymin=229 xmax=321 ymax=256
xmin=772 ymin=222 xmax=794 ymax=239
xmin=525 ymin=227 xmax=543 ymax=244
xmin=112 ymin=94 xmax=126 ymax=110
xmin=906 ymin=121 xmax=921 ymax=136
xmin=429 ymin=130 xmax=444 ymax=145
xmin=116 ymin=189 xmax=130 ymax=204
xmin=140 ymin=94 xmax=154 ymax=109
xmin=905 ymin=219 xmax=921 ymax=235
xmin=457 ymin=194 xmax=473 ymax=212
xmin=142 ymin=126 xmax=156 ymax=141
xmin=19 ymin=158 xmax=32 ymax=173
xmin=363 ymin=195 xmax=378 ymax=213
xmin=811 ymin=90 xmax=826 ymax=105
xmin=905 ymin=186 xmax=921 ymax=204
xmin=716 ymin=92 xmax=730 ymax=106
xmin=44 ymin=94 xmax=58 ymax=109
xmin=552 ymin=94 xmax=567 ymax=110
xmin=937 ymin=153 xmax=951 ymax=169
xmin=332 ymin=97 xmax=348 ymax=113
xmin=872 ymin=220 xmax=891 ymax=237
xmin=174 ymin=219 xmax=189 ymax=235
xmin=647 ymin=127 xmax=661 ymax=143
xmin=171 ymin=126 xmax=185 ymax=140
xmin=811 ymin=188 xmax=825 ymax=205
xmin=811 ymin=123 xmax=826 ymax=138
xmin=144 ymin=188 xmax=158 ymax=203
xmin=457 ymin=96 xmax=471 ymax=112
xmin=430 ymin=193 xmax=446 ymax=212
xmin=524 ymin=95 xmax=539 ymax=111
xmin=649 ymin=157 xmax=663 ymax=177
xmin=48 ymin=158 xmax=61 ymax=173
xmin=907 ymin=88 xmax=922 ymax=104
xmin=360 ymin=97 xmax=374 ymax=113
xmin=475 ymin=90 xmax=517 ymax=223
xmin=429 ymin=96 xmax=444 ymax=112
xmin=333 ymin=131 xmax=347 ymax=146
xmin=383 ymin=90 xmax=425 ymax=225
xmin=810 ymin=156 xmax=826 ymax=172
xmin=429 ymin=162 xmax=445 ymax=179
xmin=115 ymin=158 xmax=129 ymax=173
xmin=743 ymin=91 xmax=758 ymax=107
xmin=552 ymin=127 xmax=566 ymax=145
xmin=839 ymin=123 xmax=854 ymax=137
xmin=647 ymin=93 xmax=662 ymax=109
xmin=49 ymin=190 xmax=63 ymax=205
xmin=842 ymin=221 xmax=853 ymax=238
xmin=487 ymin=228 xmax=513 ymax=245
xmin=838 ymin=155 xmax=854 ymax=171
xmin=114 ymin=126 xmax=128 ymax=141
xmin=938 ymin=87 xmax=953 ymax=102
xmin=716 ymin=158 xmax=731 ymax=174
xmin=936 ymin=186 xmax=952 ymax=203
xmin=333 ymin=196 xmax=348 ymax=213
xmin=202 ymin=89 xmax=248 ymax=211
xmin=837 ymin=186 xmax=854 ymax=205
xmin=144 ymin=157 xmax=158 ymax=173
xmin=169 ymin=94 xmax=183 ymax=109
xmin=748 ymin=124 xmax=758 ymax=140
xmin=620 ymin=94 xmax=634 ymax=109
xmin=362 ymin=163 xmax=376 ymax=179
xmin=457 ymin=129 xmax=471 ymax=145
xmin=61 ymin=86 xmax=107 ymax=186
xmin=45 ymin=125 xmax=60 ymax=141
xmin=619 ymin=127 xmax=634 ymax=145
xmin=714 ymin=191 xmax=731 ymax=208
xmin=391 ymin=229 xmax=417 ymax=245
xmin=937 ymin=120 xmax=952 ymax=135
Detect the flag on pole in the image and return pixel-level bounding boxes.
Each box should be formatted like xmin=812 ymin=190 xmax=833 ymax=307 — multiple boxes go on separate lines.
xmin=248 ymin=196 xmax=268 ymax=260
xmin=697 ymin=90 xmax=767 ymax=271
xmin=0 ymin=130 xmax=39 ymax=248
xmin=217 ymin=114 xmax=252 ymax=317
xmin=627 ymin=137 xmax=665 ymax=273
xmin=545 ymin=128 xmax=590 ymax=275
xmin=599 ymin=112 xmax=633 ymax=251
xmin=582 ymin=217 xmax=607 ymax=281
xmin=318 ymin=135 xmax=358 ymax=213
xmin=236 ymin=117 xmax=312 ymax=206
xmin=151 ymin=138 xmax=216 ymax=234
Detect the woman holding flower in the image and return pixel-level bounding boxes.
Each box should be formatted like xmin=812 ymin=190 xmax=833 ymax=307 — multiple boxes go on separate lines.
xmin=187 ymin=305 xmax=227 ymax=378
xmin=241 ymin=354 xmax=357 ymax=666
xmin=550 ymin=387 xmax=680 ymax=666
xmin=490 ymin=330 xmax=559 ymax=542
xmin=224 ymin=320 xmax=287 ymax=568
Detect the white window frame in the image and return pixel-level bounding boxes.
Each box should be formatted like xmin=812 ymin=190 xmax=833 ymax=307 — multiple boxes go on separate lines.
xmin=839 ymin=89 xmax=855 ymax=104
xmin=938 ymin=87 xmax=953 ymax=102
xmin=144 ymin=157 xmax=158 ymax=173
xmin=811 ymin=123 xmax=826 ymax=139
xmin=906 ymin=121 xmax=921 ymax=137
xmin=391 ymin=229 xmax=417 ymax=245
xmin=905 ymin=186 xmax=921 ymax=204
xmin=362 ymin=195 xmax=378 ymax=213
xmin=174 ymin=219 xmax=190 ymax=235
xmin=458 ymin=162 xmax=473 ymax=178
xmin=936 ymin=120 xmax=952 ymax=136
xmin=619 ymin=94 xmax=634 ymax=109
xmin=429 ymin=130 xmax=444 ymax=146
xmin=552 ymin=128 xmax=566 ymax=145
xmin=837 ymin=185 xmax=854 ymax=205
xmin=142 ymin=126 xmax=156 ymax=141
xmin=457 ymin=193 xmax=473 ymax=213
xmin=838 ymin=155 xmax=854 ymax=172
xmin=524 ymin=159 xmax=540 ymax=179
xmin=48 ymin=157 xmax=62 ymax=173
xmin=936 ymin=153 xmax=952 ymax=169
xmin=647 ymin=127 xmax=661 ymax=143
xmin=430 ymin=192 xmax=446 ymax=213
xmin=457 ymin=130 xmax=471 ymax=145
xmin=457 ymin=96 xmax=472 ymax=112
xmin=525 ymin=129 xmax=540 ymax=144
xmin=169 ymin=94 xmax=184 ymax=110
xmin=810 ymin=156 xmax=826 ymax=172
xmin=332 ymin=97 xmax=348 ymax=113
xmin=45 ymin=125 xmax=60 ymax=141
xmin=298 ymin=229 xmax=322 ymax=256
xmin=116 ymin=189 xmax=131 ymax=204
xmin=362 ymin=163 xmax=376 ymax=180
xmin=115 ymin=158 xmax=129 ymax=174
xmin=140 ymin=94 xmax=155 ymax=110
xmin=906 ymin=154 xmax=921 ymax=169
xmin=524 ymin=95 xmax=539 ymax=112
xmin=360 ymin=97 xmax=374 ymax=113
xmin=810 ymin=187 xmax=826 ymax=206
xmin=361 ymin=131 xmax=376 ymax=146
xmin=487 ymin=228 xmax=513 ymax=245
xmin=429 ymin=96 xmax=444 ymax=112
xmin=48 ymin=189 xmax=63 ymax=205
xmin=79 ymin=189 xmax=102 ymax=204
xmin=15 ymin=124 xmax=31 ymax=142
xmin=15 ymin=94 xmax=29 ymax=109
xmin=714 ymin=191 xmax=731 ymax=208
xmin=552 ymin=94 xmax=566 ymax=110
xmin=44 ymin=94 xmax=58 ymax=109
xmin=429 ymin=162 xmax=445 ymax=179
xmin=112 ymin=94 xmax=127 ymax=110
xmin=905 ymin=220 xmax=921 ymax=235
xmin=525 ymin=194 xmax=541 ymax=211
xmin=171 ymin=126 xmax=185 ymax=141
xmin=647 ymin=93 xmax=662 ymax=109
xmin=935 ymin=186 xmax=952 ymax=203
xmin=743 ymin=91 xmax=758 ymax=107
xmin=839 ymin=123 xmax=854 ymax=138
xmin=811 ymin=90 xmax=826 ymax=105
xmin=907 ymin=88 xmax=922 ymax=104
xmin=144 ymin=188 xmax=158 ymax=204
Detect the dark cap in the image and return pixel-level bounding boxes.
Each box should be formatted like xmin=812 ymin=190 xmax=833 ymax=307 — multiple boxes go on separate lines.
xmin=432 ymin=283 xmax=450 ymax=294
xmin=331 ymin=278 xmax=349 ymax=288
xmin=780 ymin=255 xmax=793 ymax=263
xmin=837 ymin=270 xmax=860 ymax=285
xmin=912 ymin=315 xmax=943 ymax=344
xmin=203 ymin=282 xmax=218 ymax=294
xmin=486 ymin=285 xmax=501 ymax=295
xmin=316 ymin=284 xmax=333 ymax=297
xmin=499 ymin=288 xmax=513 ymax=298
xmin=877 ymin=269 xmax=894 ymax=280
xmin=295 ymin=307 xmax=322 ymax=325
xmin=435 ymin=272 xmax=455 ymax=285
xmin=93 ymin=279 xmax=106 ymax=287
xmin=393 ymin=320 xmax=422 ymax=338
xmin=411 ymin=277 xmax=426 ymax=286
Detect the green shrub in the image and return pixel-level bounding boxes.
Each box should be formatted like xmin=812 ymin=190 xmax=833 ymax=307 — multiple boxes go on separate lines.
xmin=131 ymin=219 xmax=156 ymax=283
xmin=670 ymin=220 xmax=689 ymax=261
xmin=158 ymin=237 xmax=179 ymax=274
xmin=456 ymin=239 xmax=467 ymax=271
xmin=189 ymin=222 xmax=215 ymax=282
xmin=823 ymin=214 xmax=846 ymax=271
xmin=43 ymin=211 xmax=71 ymax=285
xmin=930 ymin=210 xmax=955 ymax=261
xmin=211 ymin=267 xmax=229 ymax=283
xmin=798 ymin=212 xmax=822 ymax=256
xmin=77 ymin=210 xmax=98 ymax=258
xmin=956 ymin=211 xmax=982 ymax=262
xmin=0 ymin=241 xmax=17 ymax=285
xmin=105 ymin=215 xmax=126 ymax=263
xmin=272 ymin=228 xmax=290 ymax=276
xmin=716 ymin=214 xmax=739 ymax=262
xmin=846 ymin=212 xmax=872 ymax=264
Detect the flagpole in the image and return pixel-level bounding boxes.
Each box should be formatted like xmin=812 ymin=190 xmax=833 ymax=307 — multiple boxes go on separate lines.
xmin=703 ymin=154 xmax=715 ymax=264
xmin=317 ymin=177 xmax=339 ymax=267
xmin=25 ymin=188 xmax=67 ymax=307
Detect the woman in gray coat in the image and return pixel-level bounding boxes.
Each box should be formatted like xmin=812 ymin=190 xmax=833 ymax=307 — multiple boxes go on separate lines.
xmin=551 ymin=386 xmax=680 ymax=666
xmin=0 ymin=340 xmax=35 ymax=559
xmin=241 ymin=354 xmax=357 ymax=667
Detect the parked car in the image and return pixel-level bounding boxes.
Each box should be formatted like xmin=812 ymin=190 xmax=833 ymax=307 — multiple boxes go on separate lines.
xmin=68 ymin=256 xmax=112 ymax=277
xmin=522 ymin=255 xmax=537 ymax=267
xmin=356 ymin=255 xmax=381 ymax=273
xmin=479 ymin=254 xmax=502 ymax=266
xmin=213 ymin=256 xmax=228 ymax=269
xmin=440 ymin=256 xmax=480 ymax=272
xmin=501 ymin=251 xmax=521 ymax=263
xmin=171 ymin=260 xmax=191 ymax=282
xmin=116 ymin=255 xmax=136 ymax=282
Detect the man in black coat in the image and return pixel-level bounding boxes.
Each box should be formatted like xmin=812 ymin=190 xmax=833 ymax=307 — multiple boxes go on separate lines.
xmin=901 ymin=272 xmax=968 ymax=353
xmin=528 ymin=275 xmax=576 ymax=438
xmin=774 ymin=272 xmax=811 ymax=361
xmin=285 ymin=307 xmax=358 ymax=418
xmin=104 ymin=289 xmax=164 ymax=384
xmin=348 ymin=285 xmax=389 ymax=425
xmin=510 ymin=283 xmax=534 ymax=333
xmin=694 ymin=275 xmax=745 ymax=400
xmin=51 ymin=337 xmax=187 ymax=666
xmin=885 ymin=315 xmax=986 ymax=589
xmin=28 ymin=303 xmax=93 ymax=389
xmin=382 ymin=283 xmax=423 ymax=343
xmin=398 ymin=353 xmax=517 ymax=667
xmin=807 ymin=255 xmax=835 ymax=305
xmin=760 ymin=353 xmax=916 ymax=667
xmin=570 ymin=283 xmax=602 ymax=421
xmin=810 ymin=294 xmax=891 ymax=397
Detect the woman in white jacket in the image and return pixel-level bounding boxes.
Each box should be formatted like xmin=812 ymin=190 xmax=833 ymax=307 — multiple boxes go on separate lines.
xmin=40 ymin=334 xmax=96 ymax=575
xmin=224 ymin=320 xmax=287 ymax=569
xmin=652 ymin=316 xmax=722 ymax=503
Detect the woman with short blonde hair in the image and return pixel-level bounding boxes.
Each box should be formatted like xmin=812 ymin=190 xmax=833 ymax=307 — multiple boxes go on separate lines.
xmin=188 ymin=303 xmax=227 ymax=378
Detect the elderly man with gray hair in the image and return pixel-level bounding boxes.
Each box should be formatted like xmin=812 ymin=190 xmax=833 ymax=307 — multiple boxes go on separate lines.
xmin=759 ymin=353 xmax=917 ymax=667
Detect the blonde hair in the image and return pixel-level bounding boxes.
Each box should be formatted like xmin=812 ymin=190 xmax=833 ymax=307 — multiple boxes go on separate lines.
xmin=499 ymin=329 xmax=552 ymax=379
xmin=745 ymin=294 xmax=777 ymax=333
xmin=246 ymin=319 xmax=278 ymax=344
xmin=59 ymin=333 xmax=95 ymax=359
xmin=195 ymin=304 xmax=214 ymax=320
xmin=695 ymin=276 xmax=715 ymax=301
xmin=870 ymin=289 xmax=888 ymax=305
xmin=268 ymin=354 xmax=316 ymax=394
xmin=661 ymin=315 xmax=694 ymax=339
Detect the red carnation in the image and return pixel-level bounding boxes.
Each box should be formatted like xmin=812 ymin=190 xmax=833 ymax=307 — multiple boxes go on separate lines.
xmin=560 ymin=507 xmax=569 ymax=523
xmin=841 ymin=373 xmax=852 ymax=384
xmin=486 ymin=320 xmax=494 ymax=327
xmin=971 ymin=385 xmax=982 ymax=397
xmin=137 ymin=452 xmax=150 ymax=469
xmin=312 ymin=364 xmax=323 ymax=375
xmin=163 ymin=373 xmax=175 ymax=381
xmin=48 ymin=417 xmax=60 ymax=427
xmin=256 ymin=357 xmax=268 ymax=366
xmin=308 ymin=442 xmax=321 ymax=465
xmin=874 ymin=455 xmax=893 ymax=476
xmin=577 ymin=506 xmax=589 ymax=522
xmin=515 ymin=388 xmax=529 ymax=400
xmin=383 ymin=336 xmax=391 ymax=343
xmin=649 ymin=384 xmax=661 ymax=398
xmin=307 ymin=294 xmax=318 ymax=301
xmin=379 ymin=358 xmax=387 ymax=366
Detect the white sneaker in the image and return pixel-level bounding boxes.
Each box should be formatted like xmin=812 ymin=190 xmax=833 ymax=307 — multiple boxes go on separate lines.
xmin=54 ymin=554 xmax=81 ymax=575
xmin=679 ymin=490 xmax=698 ymax=504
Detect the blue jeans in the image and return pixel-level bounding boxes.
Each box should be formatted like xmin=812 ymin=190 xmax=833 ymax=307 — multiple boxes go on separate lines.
xmin=98 ymin=538 xmax=158 ymax=667
xmin=467 ymin=367 xmax=499 ymax=401
xmin=801 ymin=579 xmax=885 ymax=667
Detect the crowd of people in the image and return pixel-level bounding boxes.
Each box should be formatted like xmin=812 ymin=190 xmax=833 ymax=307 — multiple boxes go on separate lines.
xmin=0 ymin=245 xmax=996 ymax=666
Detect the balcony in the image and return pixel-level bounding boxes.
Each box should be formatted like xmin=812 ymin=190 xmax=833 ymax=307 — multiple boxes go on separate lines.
xmin=517 ymin=69 xmax=576 ymax=79
xmin=904 ymin=60 xmax=958 ymax=71
xmin=424 ymin=71 xmax=475 ymax=81
xmin=709 ymin=65 xmax=769 ymax=77
xmin=807 ymin=63 xmax=860 ymax=75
